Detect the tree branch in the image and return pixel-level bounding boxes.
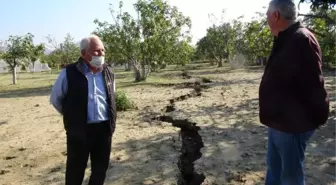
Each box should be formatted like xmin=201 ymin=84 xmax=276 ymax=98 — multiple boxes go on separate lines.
xmin=298 ymin=0 xmax=336 ymax=10
xmin=306 ymin=27 xmax=326 ymax=37
xmin=298 ymin=13 xmax=334 ymax=24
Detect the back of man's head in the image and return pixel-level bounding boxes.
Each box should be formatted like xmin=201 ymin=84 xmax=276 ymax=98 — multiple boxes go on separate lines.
xmin=268 ymin=0 xmax=297 ymax=21
xmin=267 ymin=0 xmax=298 ymax=36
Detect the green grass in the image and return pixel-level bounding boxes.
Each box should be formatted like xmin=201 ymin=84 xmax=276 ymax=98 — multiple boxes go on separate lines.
xmin=0 ymin=64 xmax=195 ymax=94
xmin=0 ymin=63 xmax=264 ymax=95
xmin=0 ymin=72 xmax=58 ymax=93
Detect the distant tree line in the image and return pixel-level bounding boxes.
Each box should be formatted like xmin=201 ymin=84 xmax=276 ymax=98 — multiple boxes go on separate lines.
xmin=0 ymin=0 xmax=334 ymax=84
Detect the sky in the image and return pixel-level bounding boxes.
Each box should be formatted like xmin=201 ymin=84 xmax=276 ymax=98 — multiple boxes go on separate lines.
xmin=0 ymin=0 xmax=311 ymax=47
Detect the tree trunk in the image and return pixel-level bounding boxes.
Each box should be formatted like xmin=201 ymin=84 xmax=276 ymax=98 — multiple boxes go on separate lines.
xmin=133 ymin=60 xmax=150 ymax=82
xmin=141 ymin=62 xmax=146 ymax=80
xmin=262 ymin=57 xmax=267 ymax=66
xmin=12 ymin=65 xmax=17 ymax=84
xmin=218 ymin=58 xmax=223 ymax=67
xmin=133 ymin=61 xmax=142 ymax=82
xmin=126 ymin=61 xmax=132 ymax=71
xmin=32 ymin=61 xmax=35 ymax=73
xmin=325 ymin=56 xmax=330 ymax=69
xmin=134 ymin=67 xmax=142 ymax=81
xmin=160 ymin=63 xmax=167 ymax=69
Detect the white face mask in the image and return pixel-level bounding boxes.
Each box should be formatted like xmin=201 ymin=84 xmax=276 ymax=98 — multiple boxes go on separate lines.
xmin=90 ymin=56 xmax=105 ymax=68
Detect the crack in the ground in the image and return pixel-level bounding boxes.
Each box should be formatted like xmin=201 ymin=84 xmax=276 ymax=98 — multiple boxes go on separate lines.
xmin=163 ymin=82 xmax=202 ymax=113
xmin=162 ymin=79 xmax=212 ymax=113
xmin=153 ymin=81 xmax=211 ymax=89
xmin=148 ymin=74 xmax=213 ymax=185
xmin=152 ymin=116 xmax=206 ymax=185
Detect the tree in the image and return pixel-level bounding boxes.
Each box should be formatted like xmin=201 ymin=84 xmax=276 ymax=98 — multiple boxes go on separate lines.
xmin=243 ymin=13 xmax=273 ymax=65
xmin=94 ymin=7 xmax=137 ymax=70
xmin=0 ymin=41 xmax=5 ymax=59
xmin=95 ymin=0 xmax=192 ymax=81
xmin=301 ymin=8 xmax=336 ymax=68
xmin=168 ymin=41 xmax=195 ymax=67
xmin=62 ymin=33 xmax=79 ymax=65
xmin=43 ymin=33 xmax=79 ymax=69
xmin=195 ymin=10 xmax=275 ymax=67
xmin=43 ymin=35 xmax=62 ymax=68
xmin=28 ymin=44 xmax=45 ymax=72
xmin=1 ymin=33 xmax=34 ymax=84
xmin=297 ymin=0 xmax=336 ymax=68
xmin=195 ymin=14 xmax=243 ymax=67
xmin=298 ymin=0 xmax=335 ymax=34
xmin=231 ymin=16 xmax=246 ymax=55
xmin=299 ymin=0 xmax=335 ymax=10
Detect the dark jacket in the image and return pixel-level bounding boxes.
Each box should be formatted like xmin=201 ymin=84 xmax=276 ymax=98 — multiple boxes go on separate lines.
xmin=259 ymin=22 xmax=329 ymax=133
xmin=62 ymin=58 xmax=117 ymax=138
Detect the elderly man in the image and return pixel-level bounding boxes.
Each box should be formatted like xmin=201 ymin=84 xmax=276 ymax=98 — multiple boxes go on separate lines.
xmin=50 ymin=35 xmax=116 ymax=185
xmin=259 ymin=0 xmax=329 ymax=184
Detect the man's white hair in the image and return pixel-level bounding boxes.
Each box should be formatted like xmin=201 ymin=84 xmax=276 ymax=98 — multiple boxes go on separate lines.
xmin=269 ymin=0 xmax=297 ymax=21
xmin=79 ymin=34 xmax=102 ymax=51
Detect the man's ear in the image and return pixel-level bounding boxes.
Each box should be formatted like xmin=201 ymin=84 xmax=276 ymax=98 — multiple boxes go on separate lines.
xmin=274 ymin=11 xmax=281 ymax=22
xmin=80 ymin=49 xmax=85 ymax=57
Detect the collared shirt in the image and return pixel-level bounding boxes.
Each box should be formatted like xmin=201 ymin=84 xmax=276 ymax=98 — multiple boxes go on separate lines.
xmin=50 ymin=64 xmax=115 ymax=124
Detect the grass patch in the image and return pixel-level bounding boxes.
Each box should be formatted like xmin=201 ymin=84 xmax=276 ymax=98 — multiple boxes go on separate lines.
xmin=0 ymin=72 xmax=58 ymax=93
xmin=115 ymin=91 xmax=136 ymax=111
xmin=0 ymin=63 xmax=255 ymax=94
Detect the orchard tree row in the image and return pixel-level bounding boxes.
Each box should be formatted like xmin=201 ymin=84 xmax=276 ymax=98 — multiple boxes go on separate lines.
xmin=93 ymin=0 xmax=194 ymax=81
xmin=94 ymin=0 xmax=335 ymax=81
xmin=0 ymin=33 xmax=79 ymax=84
xmin=0 ymin=0 xmax=334 ymax=84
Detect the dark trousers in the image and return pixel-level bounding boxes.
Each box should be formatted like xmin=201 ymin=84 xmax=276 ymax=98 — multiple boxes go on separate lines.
xmin=265 ymin=127 xmax=315 ymax=185
xmin=65 ymin=122 xmax=112 ymax=185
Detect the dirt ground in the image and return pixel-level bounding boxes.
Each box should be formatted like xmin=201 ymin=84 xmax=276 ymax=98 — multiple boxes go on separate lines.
xmin=0 ymin=65 xmax=335 ymax=185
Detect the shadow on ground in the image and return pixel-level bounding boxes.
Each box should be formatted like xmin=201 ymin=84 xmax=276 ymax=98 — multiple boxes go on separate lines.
xmin=1 ymin=64 xmax=335 ymax=184
xmin=103 ymin=99 xmax=268 ymax=184
xmin=0 ymin=86 xmax=52 ymax=98
xmin=106 ymin=96 xmax=335 ymax=185
xmin=105 ymin=99 xmax=335 ymax=185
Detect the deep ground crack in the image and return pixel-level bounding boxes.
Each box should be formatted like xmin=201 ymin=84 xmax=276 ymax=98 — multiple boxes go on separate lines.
xmin=163 ymin=82 xmax=201 ymax=113
xmin=149 ymin=74 xmax=213 ymax=184
xmin=141 ymin=72 xmax=214 ymax=184
xmin=152 ymin=116 xmax=206 ymax=185
xmin=163 ymin=79 xmax=211 ymax=113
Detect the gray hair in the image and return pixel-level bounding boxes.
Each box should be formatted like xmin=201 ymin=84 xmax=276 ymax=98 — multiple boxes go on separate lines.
xmin=269 ymin=0 xmax=297 ymax=21
xmin=79 ymin=34 xmax=101 ymax=51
